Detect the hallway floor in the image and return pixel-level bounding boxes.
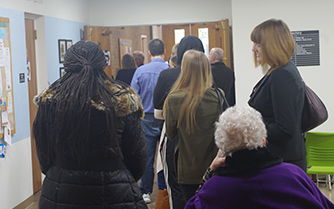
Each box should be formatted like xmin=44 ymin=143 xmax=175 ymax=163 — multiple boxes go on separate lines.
xmin=14 ymin=176 xmax=333 ymax=209
xmin=14 ymin=178 xmax=159 ymax=209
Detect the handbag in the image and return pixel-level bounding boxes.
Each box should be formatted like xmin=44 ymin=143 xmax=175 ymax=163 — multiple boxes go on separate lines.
xmin=215 ymin=88 xmax=230 ymax=113
xmin=301 ymin=81 xmax=328 ymax=133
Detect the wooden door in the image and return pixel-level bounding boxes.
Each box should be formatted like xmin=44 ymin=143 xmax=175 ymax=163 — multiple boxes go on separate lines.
xmin=141 ymin=35 xmax=149 ymax=64
xmin=162 ymin=24 xmax=191 ymax=60
xmin=161 ymin=19 xmax=232 ymax=69
xmin=84 ymin=26 xmax=113 ymax=78
xmin=25 ymin=18 xmax=41 ymax=194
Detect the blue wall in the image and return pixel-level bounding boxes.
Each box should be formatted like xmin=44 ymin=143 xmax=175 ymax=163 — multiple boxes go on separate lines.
xmin=45 ymin=17 xmax=86 ymax=84
xmin=0 ymin=8 xmax=30 ymax=143
xmin=0 ymin=8 xmax=87 ymax=144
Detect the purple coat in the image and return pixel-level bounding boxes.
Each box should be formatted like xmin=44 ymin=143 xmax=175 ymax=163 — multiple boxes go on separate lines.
xmin=186 ymin=148 xmax=334 ymax=209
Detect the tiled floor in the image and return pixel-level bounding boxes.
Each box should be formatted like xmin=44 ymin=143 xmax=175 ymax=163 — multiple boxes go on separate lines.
xmin=14 ymin=176 xmax=333 ymax=209
xmin=318 ymin=183 xmax=334 ymax=203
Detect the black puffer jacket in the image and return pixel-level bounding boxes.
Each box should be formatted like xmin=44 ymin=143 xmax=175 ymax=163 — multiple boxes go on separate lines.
xmin=34 ymin=83 xmax=148 ymax=209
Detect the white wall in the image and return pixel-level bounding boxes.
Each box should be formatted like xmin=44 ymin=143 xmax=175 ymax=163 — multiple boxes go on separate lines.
xmin=0 ymin=1 xmax=89 ymax=208
xmin=0 ymin=7 xmax=32 ymax=209
xmin=1 ymin=0 xmax=90 ymax=23
xmin=1 ymin=0 xmax=333 ymax=208
xmin=88 ymin=0 xmax=232 ymax=26
xmin=34 ymin=16 xmax=49 ymax=93
xmin=231 ymin=0 xmax=334 ymax=132
xmin=0 ymin=138 xmax=33 ymax=209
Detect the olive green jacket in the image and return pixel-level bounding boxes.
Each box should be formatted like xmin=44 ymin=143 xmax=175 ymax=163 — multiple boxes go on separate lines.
xmin=165 ymin=87 xmax=222 ymax=184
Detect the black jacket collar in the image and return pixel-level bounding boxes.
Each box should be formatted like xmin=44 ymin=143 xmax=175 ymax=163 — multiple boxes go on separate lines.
xmin=211 ymin=61 xmax=227 ymax=67
xmin=215 ymin=147 xmax=282 ymax=176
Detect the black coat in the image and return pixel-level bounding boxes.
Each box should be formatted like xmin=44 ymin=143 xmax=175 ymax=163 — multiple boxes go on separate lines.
xmin=211 ymin=62 xmax=236 ymax=107
xmin=153 ymin=62 xmax=235 ymax=110
xmin=34 ymin=84 xmax=148 ymax=209
xmin=153 ymin=66 xmax=181 ymax=110
xmin=248 ymin=61 xmax=305 ymax=162
xmin=154 ymin=35 xmax=205 ymax=110
xmin=116 ymin=68 xmax=136 ymax=85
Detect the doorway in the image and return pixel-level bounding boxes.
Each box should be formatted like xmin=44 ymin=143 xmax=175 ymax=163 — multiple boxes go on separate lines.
xmin=162 ymin=19 xmax=232 ymax=69
xmin=25 ymin=18 xmax=41 ymax=194
xmin=84 ymin=26 xmax=113 ymax=78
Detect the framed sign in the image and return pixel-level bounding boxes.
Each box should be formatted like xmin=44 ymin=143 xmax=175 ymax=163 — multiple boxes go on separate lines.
xmin=291 ymin=30 xmax=320 ymax=66
xmin=58 ymin=39 xmax=66 ymax=63
xmin=66 ymin=40 xmax=73 ymax=50
xmin=118 ymin=39 xmax=132 ymax=68
xmin=59 ymin=67 xmax=66 ymax=77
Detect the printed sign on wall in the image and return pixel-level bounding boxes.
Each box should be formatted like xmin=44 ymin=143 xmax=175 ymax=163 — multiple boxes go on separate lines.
xmin=291 ymin=30 xmax=320 ymax=67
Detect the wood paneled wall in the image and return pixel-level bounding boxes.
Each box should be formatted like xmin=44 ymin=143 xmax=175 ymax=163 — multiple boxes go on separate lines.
xmin=85 ymin=25 xmax=151 ymax=78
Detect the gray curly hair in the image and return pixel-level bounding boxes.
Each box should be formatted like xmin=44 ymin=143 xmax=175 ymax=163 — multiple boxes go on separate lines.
xmin=215 ymin=105 xmax=267 ymax=156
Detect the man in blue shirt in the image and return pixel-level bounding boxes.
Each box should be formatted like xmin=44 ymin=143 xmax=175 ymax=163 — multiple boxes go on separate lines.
xmin=131 ymin=38 xmax=169 ymax=204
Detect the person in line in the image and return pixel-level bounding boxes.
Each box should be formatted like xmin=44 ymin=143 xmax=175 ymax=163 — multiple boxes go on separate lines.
xmin=185 ymin=105 xmax=334 ymax=209
xmin=168 ymin=54 xmax=178 ymax=68
xmin=209 ymin=47 xmax=236 ymax=107
xmin=133 ymin=50 xmax=145 ymax=68
xmin=171 ymin=43 xmax=179 ymax=57
xmin=115 ymin=53 xmax=137 ymax=85
xmin=248 ymin=19 xmax=306 ymax=171
xmin=164 ymin=49 xmax=222 ymax=202
xmin=33 ymin=40 xmax=148 ymax=209
xmin=167 ymin=43 xmax=179 ymax=67
xmin=131 ymin=38 xmax=169 ymax=204
xmin=154 ymin=36 xmax=206 ymax=209
xmin=154 ymin=42 xmax=180 ymax=209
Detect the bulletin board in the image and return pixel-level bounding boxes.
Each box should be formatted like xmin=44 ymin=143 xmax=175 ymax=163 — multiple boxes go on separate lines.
xmin=118 ymin=39 xmax=132 ymax=68
xmin=0 ymin=17 xmax=16 ymax=140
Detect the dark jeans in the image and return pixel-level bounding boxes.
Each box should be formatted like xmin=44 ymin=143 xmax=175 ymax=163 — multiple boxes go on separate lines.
xmin=140 ymin=113 xmax=162 ymax=194
xmin=158 ymin=171 xmax=167 ymax=190
xmin=165 ymin=139 xmax=186 ymax=209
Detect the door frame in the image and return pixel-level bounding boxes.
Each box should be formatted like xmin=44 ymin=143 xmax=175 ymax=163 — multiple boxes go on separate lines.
xmin=25 ymin=18 xmax=42 ymax=194
xmin=161 ymin=19 xmax=233 ymax=69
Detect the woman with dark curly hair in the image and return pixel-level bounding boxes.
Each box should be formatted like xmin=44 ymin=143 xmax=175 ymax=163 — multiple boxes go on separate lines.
xmin=33 ymin=40 xmax=148 ymax=209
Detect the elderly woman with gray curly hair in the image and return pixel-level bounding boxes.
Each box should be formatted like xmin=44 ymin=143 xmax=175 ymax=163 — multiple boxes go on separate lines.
xmin=185 ymin=105 xmax=334 ymax=209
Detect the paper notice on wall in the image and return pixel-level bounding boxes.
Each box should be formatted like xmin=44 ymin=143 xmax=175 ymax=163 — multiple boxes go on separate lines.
xmin=3 ymin=47 xmax=12 ymax=90
xmin=0 ymin=39 xmax=4 ymax=66
xmin=4 ymin=122 xmax=11 ymax=146
xmin=1 ymin=111 xmax=8 ymax=127
xmin=104 ymin=50 xmax=110 ymax=66
xmin=7 ymin=92 xmax=12 ymax=113
xmin=5 ymin=65 xmax=11 ymax=90
xmin=0 ymin=29 xmax=6 ymax=39
xmin=4 ymin=47 xmax=10 ymax=65
xmin=1 ymin=97 xmax=8 ymax=126
xmin=0 ymin=69 xmax=2 ymax=97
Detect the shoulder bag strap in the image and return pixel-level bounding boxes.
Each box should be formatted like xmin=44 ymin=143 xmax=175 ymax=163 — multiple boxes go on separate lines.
xmin=215 ymin=88 xmax=230 ymax=113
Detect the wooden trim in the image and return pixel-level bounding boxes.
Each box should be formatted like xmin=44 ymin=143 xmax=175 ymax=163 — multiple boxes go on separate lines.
xmin=25 ymin=18 xmax=41 ymax=193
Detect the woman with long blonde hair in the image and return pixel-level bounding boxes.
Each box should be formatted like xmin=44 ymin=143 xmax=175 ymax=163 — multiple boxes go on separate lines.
xmin=163 ymin=49 xmax=223 ymax=201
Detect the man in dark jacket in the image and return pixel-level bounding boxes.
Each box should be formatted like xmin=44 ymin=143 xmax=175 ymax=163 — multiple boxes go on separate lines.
xmin=153 ymin=35 xmax=205 ymax=209
xmin=209 ymin=47 xmax=236 ymax=107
